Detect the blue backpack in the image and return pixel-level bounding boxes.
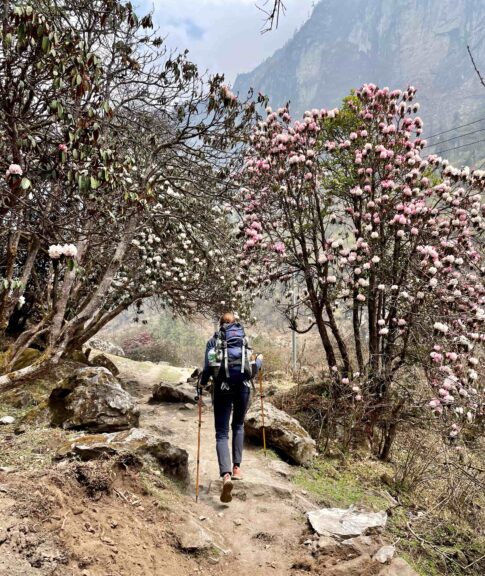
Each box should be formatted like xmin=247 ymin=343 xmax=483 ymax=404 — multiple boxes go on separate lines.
xmin=208 ymin=323 xmax=255 ymax=383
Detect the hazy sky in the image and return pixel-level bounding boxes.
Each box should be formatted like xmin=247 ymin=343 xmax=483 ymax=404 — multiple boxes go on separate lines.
xmin=140 ymin=0 xmax=315 ymax=83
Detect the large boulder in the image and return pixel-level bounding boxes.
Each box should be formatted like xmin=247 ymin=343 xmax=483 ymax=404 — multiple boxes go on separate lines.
xmin=56 ymin=427 xmax=189 ymax=481
xmin=49 ymin=367 xmax=139 ymax=432
xmin=90 ymin=353 xmax=120 ymax=376
xmin=150 ymin=381 xmax=197 ymax=404
xmin=86 ymin=337 xmax=125 ymax=357
xmin=244 ymin=401 xmax=316 ymax=466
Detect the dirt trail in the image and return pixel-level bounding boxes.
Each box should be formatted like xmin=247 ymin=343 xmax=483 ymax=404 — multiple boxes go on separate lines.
xmin=117 ymin=357 xmax=318 ymax=575
xmin=0 ymin=355 xmax=395 ymax=576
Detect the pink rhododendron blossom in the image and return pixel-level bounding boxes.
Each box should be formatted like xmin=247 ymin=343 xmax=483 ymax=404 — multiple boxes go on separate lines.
xmin=239 ymin=82 xmax=484 ymax=429
xmin=6 ymin=164 xmax=23 ymax=176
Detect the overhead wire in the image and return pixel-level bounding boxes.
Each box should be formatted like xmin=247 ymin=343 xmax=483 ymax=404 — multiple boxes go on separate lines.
xmin=423 ymin=126 xmax=485 ymax=148
xmin=433 ymin=137 xmax=485 ymax=156
xmin=425 ymin=116 xmax=485 ymax=140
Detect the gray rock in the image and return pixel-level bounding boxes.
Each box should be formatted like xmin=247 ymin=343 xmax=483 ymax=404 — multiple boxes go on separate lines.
xmin=373 ymin=545 xmax=396 ymax=564
xmin=308 ymin=507 xmax=387 ymax=537
xmin=90 ymin=353 xmax=120 ymax=376
xmin=0 ymin=416 xmax=15 ymax=425
xmin=244 ymin=402 xmax=316 ymax=466
xmin=378 ymin=558 xmax=419 ymax=576
xmin=56 ymin=427 xmax=189 ymax=481
xmin=49 ymin=366 xmax=139 ymax=432
xmin=151 ymin=381 xmax=197 ymax=404
xmin=174 ymin=518 xmax=212 ymax=552
xmin=87 ymin=337 xmax=125 ymax=357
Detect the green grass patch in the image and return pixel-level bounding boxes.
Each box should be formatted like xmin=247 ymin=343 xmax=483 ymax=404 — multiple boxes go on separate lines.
xmin=293 ymin=455 xmax=391 ymax=510
xmin=259 ymin=447 xmax=281 ymax=460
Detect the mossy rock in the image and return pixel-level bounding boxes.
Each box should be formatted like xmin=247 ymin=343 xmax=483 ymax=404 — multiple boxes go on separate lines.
xmin=0 ymin=347 xmax=42 ymax=372
xmin=65 ymin=349 xmax=90 ymax=365
xmin=56 ymin=428 xmax=189 ymax=481
xmin=90 ymin=353 xmax=119 ymax=376
xmin=49 ymin=366 xmax=139 ymax=432
xmin=12 ymin=348 xmax=42 ymax=370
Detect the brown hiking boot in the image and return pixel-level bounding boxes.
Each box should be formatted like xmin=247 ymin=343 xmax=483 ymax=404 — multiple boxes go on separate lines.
xmin=220 ymin=473 xmax=233 ymax=503
xmin=232 ymin=465 xmax=243 ymax=480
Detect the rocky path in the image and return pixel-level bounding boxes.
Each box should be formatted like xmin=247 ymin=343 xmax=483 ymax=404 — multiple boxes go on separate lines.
xmin=117 ymin=357 xmax=316 ymax=575
xmin=0 ymin=353 xmax=418 ymax=575
xmin=111 ymin=355 xmax=417 ymax=576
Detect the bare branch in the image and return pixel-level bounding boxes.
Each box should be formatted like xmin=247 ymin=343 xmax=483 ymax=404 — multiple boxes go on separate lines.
xmin=467 ymin=44 xmax=485 ymax=89
xmin=257 ymin=0 xmax=286 ymax=33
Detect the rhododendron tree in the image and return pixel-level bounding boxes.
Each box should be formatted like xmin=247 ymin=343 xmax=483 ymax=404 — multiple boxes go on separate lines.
xmin=239 ymin=86 xmax=484 ymax=455
xmin=0 ymin=0 xmax=256 ymax=388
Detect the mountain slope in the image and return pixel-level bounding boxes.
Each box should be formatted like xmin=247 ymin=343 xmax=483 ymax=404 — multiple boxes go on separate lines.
xmin=235 ymin=0 xmax=485 ymax=163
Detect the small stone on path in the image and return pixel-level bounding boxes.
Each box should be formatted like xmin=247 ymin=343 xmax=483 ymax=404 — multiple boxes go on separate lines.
xmin=0 ymin=416 xmax=15 ymax=425
xmin=373 ymin=545 xmax=395 ymax=564
xmin=175 ymin=518 xmax=213 ymax=552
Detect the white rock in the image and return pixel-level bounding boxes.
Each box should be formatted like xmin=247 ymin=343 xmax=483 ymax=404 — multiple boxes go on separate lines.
xmin=373 ymin=545 xmax=396 ymax=564
xmin=175 ymin=518 xmax=212 ymax=552
xmin=307 ymin=507 xmax=387 ymax=537
xmin=0 ymin=416 xmax=15 ymax=425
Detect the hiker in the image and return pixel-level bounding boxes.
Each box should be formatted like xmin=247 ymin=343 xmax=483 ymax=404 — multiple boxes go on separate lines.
xmin=200 ymin=312 xmax=263 ymax=503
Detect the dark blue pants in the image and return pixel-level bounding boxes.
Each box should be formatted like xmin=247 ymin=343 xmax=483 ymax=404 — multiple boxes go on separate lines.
xmin=213 ymin=382 xmax=251 ymax=477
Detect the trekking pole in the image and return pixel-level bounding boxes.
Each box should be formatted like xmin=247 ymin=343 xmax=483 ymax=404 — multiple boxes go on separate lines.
xmin=194 ymin=375 xmax=203 ymax=503
xmin=258 ymin=366 xmax=267 ymax=457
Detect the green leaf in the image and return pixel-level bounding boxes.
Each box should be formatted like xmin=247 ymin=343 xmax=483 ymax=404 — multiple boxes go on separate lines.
xmin=41 ymin=36 xmax=49 ymax=52
xmin=20 ymin=177 xmax=31 ymax=190
xmin=90 ymin=176 xmax=100 ymax=189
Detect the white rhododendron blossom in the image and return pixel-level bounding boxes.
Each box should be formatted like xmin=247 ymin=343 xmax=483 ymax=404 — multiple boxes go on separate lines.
xmin=48 ymin=244 xmax=78 ymax=259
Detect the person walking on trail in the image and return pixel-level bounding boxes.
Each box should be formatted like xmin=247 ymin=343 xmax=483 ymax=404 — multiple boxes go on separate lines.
xmin=200 ymin=312 xmax=263 ymax=503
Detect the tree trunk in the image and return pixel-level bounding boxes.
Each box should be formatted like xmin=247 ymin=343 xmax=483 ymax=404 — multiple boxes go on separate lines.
xmin=379 ymin=421 xmax=398 ymax=461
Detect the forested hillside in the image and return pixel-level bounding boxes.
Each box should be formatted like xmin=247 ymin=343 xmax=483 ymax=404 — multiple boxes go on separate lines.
xmin=235 ymin=0 xmax=485 ymax=163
